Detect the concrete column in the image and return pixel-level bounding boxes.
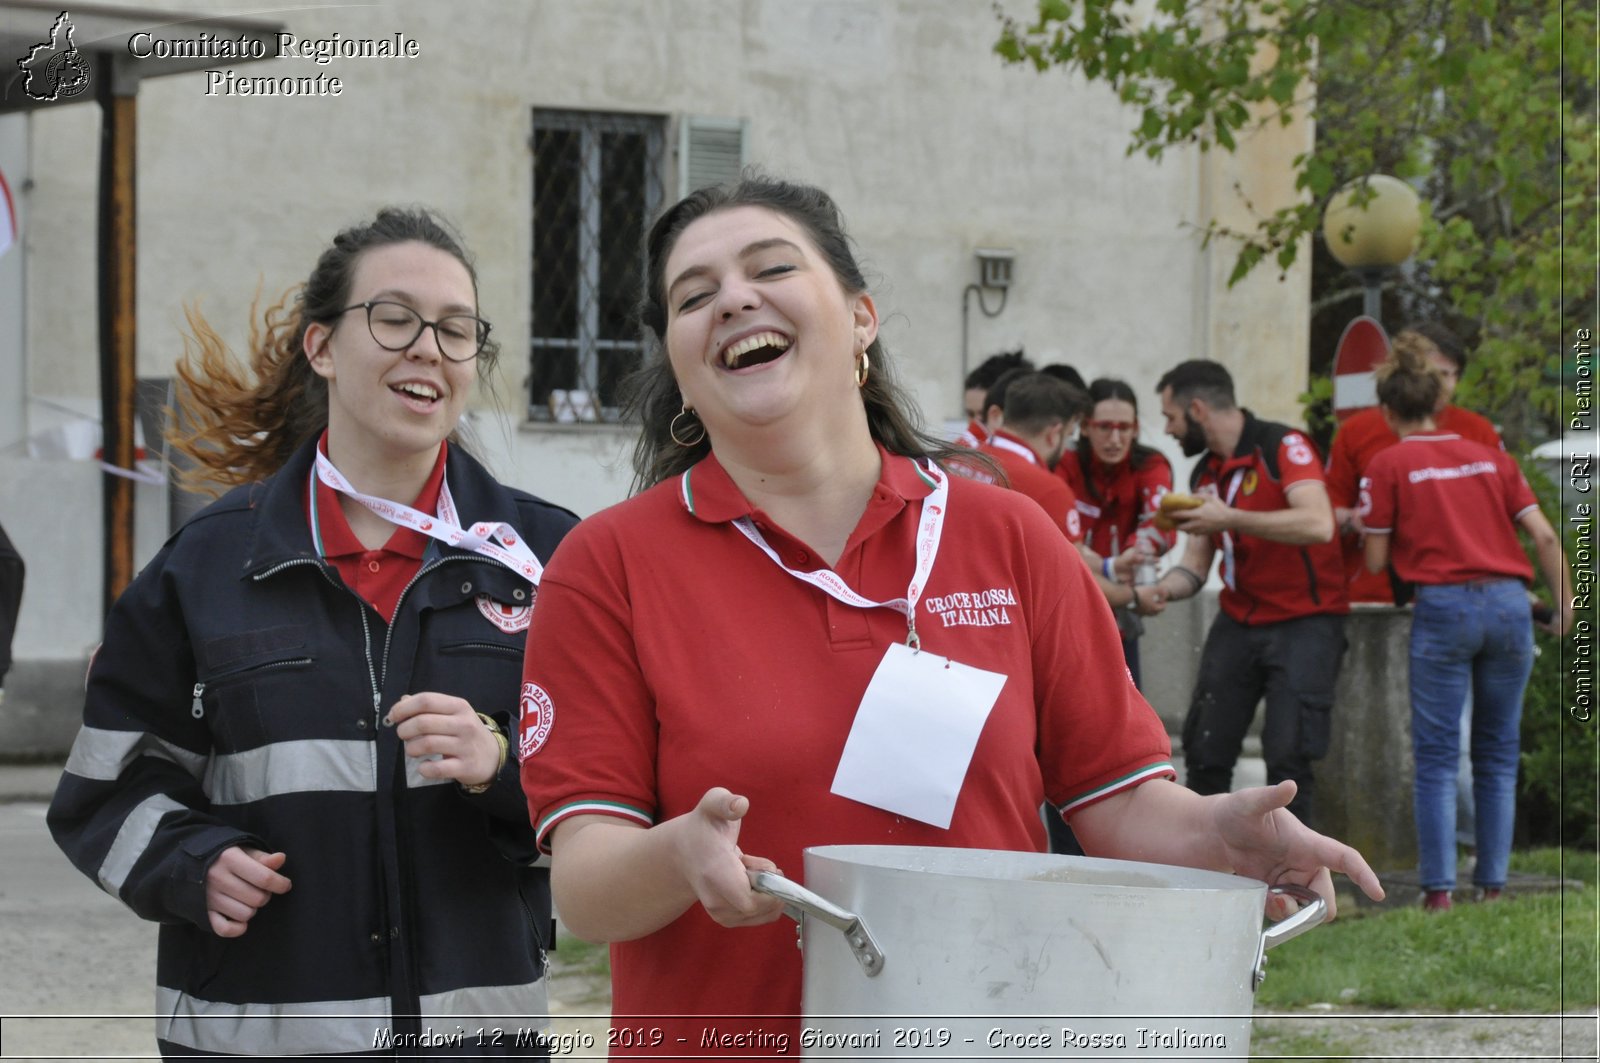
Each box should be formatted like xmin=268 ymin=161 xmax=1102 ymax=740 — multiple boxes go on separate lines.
xmin=1318 ymin=604 xmax=1416 ymax=870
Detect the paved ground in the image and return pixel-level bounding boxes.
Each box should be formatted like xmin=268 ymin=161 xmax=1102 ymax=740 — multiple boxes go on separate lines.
xmin=3 ymin=764 xmax=1594 ymax=1061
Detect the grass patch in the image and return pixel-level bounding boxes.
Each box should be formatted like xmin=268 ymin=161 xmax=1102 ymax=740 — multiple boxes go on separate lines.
xmin=552 ymin=925 xmax=611 ymax=980
xmin=1254 ymin=848 xmax=1597 ymax=1011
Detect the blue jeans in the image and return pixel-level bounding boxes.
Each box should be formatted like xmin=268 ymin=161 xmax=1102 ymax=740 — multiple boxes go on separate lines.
xmin=1410 ymin=580 xmax=1534 ymax=891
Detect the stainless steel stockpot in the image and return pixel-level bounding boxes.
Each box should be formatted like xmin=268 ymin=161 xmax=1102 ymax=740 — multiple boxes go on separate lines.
xmin=752 ymin=845 xmax=1324 ymax=1060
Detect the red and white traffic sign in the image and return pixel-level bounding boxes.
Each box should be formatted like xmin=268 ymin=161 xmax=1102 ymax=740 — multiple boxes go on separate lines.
xmin=1331 ymin=316 xmax=1389 ymax=422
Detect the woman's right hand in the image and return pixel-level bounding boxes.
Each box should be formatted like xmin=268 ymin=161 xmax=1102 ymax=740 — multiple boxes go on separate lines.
xmin=670 ymin=788 xmax=786 ymax=929
xmin=205 ymin=846 xmax=292 ymax=938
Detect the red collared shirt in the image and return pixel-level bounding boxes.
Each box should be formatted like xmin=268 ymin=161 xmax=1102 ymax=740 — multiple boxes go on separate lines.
xmin=1056 ymin=447 xmax=1176 ymax=558
xmin=307 ymin=436 xmax=448 ymax=622
xmin=977 ymin=429 xmax=1084 ymax=542
xmin=1326 ymin=405 xmax=1502 ymax=602
xmin=1360 ymin=433 xmax=1537 ymax=585
xmin=521 ymin=443 xmax=1172 ymax=1054
xmin=1193 ymin=414 xmax=1347 ymax=624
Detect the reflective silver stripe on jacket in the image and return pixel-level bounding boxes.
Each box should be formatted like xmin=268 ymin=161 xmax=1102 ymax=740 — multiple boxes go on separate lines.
xmin=156 ymin=986 xmax=390 ymax=1056
xmin=155 ymin=977 xmax=548 ymax=1055
xmin=65 ymin=726 xmax=207 ymax=782
xmin=99 ymin=794 xmax=185 ymax=896
xmin=421 ymin=978 xmax=550 ymax=1029
xmin=203 ymin=740 xmax=449 ymax=805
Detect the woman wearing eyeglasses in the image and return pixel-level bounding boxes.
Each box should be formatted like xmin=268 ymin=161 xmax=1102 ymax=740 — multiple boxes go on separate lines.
xmin=48 ymin=209 xmax=577 ymax=1059
xmin=1056 ymin=377 xmax=1177 ymax=685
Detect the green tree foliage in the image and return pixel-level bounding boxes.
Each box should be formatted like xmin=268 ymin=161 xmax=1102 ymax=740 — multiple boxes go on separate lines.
xmin=995 ymin=0 xmax=1595 ymax=448
xmin=1518 ymin=460 xmax=1597 ymax=849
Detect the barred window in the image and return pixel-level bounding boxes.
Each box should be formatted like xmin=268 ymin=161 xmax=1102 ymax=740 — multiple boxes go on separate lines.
xmin=529 ymin=110 xmax=666 ymax=423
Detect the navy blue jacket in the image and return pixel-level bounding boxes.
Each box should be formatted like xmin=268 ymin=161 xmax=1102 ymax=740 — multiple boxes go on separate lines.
xmin=49 ymin=439 xmax=577 ymax=1057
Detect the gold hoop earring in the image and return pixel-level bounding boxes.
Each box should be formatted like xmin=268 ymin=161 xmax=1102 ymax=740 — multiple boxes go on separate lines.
xmin=854 ymin=349 xmax=870 ymax=389
xmin=670 ymin=405 xmax=706 ymax=448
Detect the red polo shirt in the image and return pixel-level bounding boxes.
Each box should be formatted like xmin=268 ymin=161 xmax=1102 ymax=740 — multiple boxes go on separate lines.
xmin=308 ymin=436 xmax=447 ymax=622
xmin=1056 ymin=447 xmax=1177 ymax=558
xmin=955 ymin=417 xmax=990 ymax=449
xmin=520 ymin=444 xmax=1173 ymax=1055
xmin=1326 ymin=404 xmax=1502 ymax=601
xmin=1360 ymin=433 xmax=1537 ymax=585
xmin=978 ymin=429 xmax=1084 ymax=542
xmin=1193 ymin=414 xmax=1347 ymax=625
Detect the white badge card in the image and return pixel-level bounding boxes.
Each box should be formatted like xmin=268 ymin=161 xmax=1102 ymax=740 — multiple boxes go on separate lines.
xmin=830 ymin=643 xmax=1006 ymax=829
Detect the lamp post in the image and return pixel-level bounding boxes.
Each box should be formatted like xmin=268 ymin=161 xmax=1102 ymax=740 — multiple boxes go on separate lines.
xmin=1321 ymin=174 xmax=1422 ymax=325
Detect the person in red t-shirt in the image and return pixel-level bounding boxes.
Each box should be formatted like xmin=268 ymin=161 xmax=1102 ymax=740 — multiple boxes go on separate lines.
xmin=1327 ymin=322 xmax=1503 ymax=604
xmin=1057 ymin=377 xmax=1177 ymax=687
xmin=956 ymin=349 xmax=1031 ymax=448
xmin=520 ymin=176 xmax=1383 ymax=1058
xmin=1359 ymin=350 xmax=1570 ymax=911
xmin=1147 ymin=360 xmax=1348 ymax=826
xmin=1328 ymin=324 xmax=1505 ymax=850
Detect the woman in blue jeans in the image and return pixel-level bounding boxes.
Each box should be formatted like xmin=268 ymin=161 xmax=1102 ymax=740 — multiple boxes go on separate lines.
xmin=1358 ymin=340 xmax=1572 ymax=910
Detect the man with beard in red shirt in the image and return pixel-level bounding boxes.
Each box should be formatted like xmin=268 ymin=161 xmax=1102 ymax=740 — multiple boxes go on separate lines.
xmin=1147 ymin=360 xmax=1348 ymax=825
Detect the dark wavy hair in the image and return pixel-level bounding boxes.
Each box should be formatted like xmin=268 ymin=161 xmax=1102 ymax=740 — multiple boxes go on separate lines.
xmin=1075 ymin=377 xmax=1162 ymax=502
xmin=171 ymin=208 xmax=496 ymax=491
xmin=626 ymin=175 xmax=975 ymax=490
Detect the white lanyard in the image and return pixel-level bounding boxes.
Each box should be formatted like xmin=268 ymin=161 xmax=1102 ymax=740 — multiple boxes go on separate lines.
xmin=1218 ymin=467 xmax=1248 ymax=592
xmin=711 ymin=458 xmax=949 ymax=649
xmin=311 ymin=449 xmax=543 ymax=584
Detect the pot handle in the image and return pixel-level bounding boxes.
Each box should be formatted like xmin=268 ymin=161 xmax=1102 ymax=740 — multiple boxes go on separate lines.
xmin=1251 ymin=883 xmax=1327 ymax=990
xmin=748 ymin=869 xmax=886 ymax=978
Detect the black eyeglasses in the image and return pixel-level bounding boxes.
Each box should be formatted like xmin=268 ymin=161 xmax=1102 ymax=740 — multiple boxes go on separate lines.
xmin=338 ymin=301 xmax=491 ymax=362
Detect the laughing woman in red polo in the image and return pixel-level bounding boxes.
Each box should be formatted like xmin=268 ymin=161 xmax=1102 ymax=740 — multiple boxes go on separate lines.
xmin=519 ymin=176 xmax=1383 ymax=1056
xmin=1359 ymin=350 xmax=1572 ymax=911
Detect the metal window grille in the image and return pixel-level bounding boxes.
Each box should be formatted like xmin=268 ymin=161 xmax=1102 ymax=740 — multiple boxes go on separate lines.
xmin=529 ymin=109 xmax=666 ymax=423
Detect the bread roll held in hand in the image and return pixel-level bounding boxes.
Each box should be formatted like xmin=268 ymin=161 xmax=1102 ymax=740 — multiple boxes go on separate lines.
xmin=1154 ymin=492 xmax=1206 ymax=531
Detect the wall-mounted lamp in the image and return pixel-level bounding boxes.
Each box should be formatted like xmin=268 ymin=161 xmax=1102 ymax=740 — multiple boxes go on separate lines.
xmin=975 ymin=248 xmax=1016 ymax=290
xmin=961 ymin=248 xmax=1016 ymax=402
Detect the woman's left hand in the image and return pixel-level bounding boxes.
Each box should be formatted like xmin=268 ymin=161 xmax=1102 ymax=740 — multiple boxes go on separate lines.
xmin=1212 ymin=780 xmax=1385 ymax=918
xmin=387 ymin=692 xmax=502 ymax=789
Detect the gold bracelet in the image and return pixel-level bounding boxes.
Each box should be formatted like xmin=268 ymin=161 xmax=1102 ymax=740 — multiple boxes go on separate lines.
xmin=461 ymin=712 xmax=508 ymax=795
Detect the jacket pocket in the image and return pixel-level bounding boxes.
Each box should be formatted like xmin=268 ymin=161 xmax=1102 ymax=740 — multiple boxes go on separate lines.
xmin=195 ymin=655 xmax=316 ymax=752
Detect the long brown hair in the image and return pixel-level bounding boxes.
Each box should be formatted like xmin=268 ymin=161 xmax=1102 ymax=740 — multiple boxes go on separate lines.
xmin=171 ymin=208 xmax=497 ymax=493
xmin=625 ymin=176 xmax=976 ymax=491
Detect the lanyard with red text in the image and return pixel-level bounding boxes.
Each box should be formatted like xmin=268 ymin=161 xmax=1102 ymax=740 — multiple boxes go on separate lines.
xmin=718 ymin=458 xmax=948 ymax=649
xmin=311 ymin=450 xmax=544 ymax=584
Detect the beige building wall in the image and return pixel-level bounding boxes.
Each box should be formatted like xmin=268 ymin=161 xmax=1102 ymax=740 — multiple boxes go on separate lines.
xmin=2 ymin=0 xmax=1312 ymax=667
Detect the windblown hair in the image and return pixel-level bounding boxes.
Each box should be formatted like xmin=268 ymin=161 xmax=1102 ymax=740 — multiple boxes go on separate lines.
xmin=1375 ymin=331 xmax=1442 ymax=424
xmin=626 ymin=175 xmax=977 ymax=490
xmin=170 ymin=208 xmax=495 ymax=494
xmin=1074 ymin=377 xmax=1163 ymax=500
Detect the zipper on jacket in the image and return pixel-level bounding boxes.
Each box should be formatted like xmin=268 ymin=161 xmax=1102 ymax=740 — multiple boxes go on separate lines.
xmin=377 ymin=556 xmax=486 ymax=690
xmin=440 ymin=640 xmax=523 ymax=658
xmin=253 ymin=558 xmax=383 ymax=729
xmin=188 ymin=658 xmax=313 ymax=720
